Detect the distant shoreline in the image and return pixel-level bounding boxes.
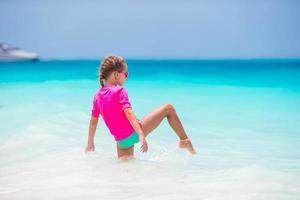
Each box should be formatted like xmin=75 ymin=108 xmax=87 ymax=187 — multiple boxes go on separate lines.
xmin=17 ymin=58 xmax=300 ymax=62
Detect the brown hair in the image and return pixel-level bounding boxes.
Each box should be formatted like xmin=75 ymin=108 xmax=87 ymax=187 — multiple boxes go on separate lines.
xmin=98 ymin=55 xmax=127 ymax=87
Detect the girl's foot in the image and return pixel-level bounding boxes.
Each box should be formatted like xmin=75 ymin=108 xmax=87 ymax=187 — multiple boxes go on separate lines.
xmin=178 ymin=138 xmax=196 ymax=154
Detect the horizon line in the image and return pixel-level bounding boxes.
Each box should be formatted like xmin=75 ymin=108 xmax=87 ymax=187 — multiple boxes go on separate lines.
xmin=38 ymin=57 xmax=300 ymax=61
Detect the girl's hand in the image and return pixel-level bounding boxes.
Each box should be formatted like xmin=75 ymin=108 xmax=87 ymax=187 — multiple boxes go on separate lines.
xmin=139 ymin=135 xmax=148 ymax=153
xmin=85 ymin=143 xmax=95 ymax=153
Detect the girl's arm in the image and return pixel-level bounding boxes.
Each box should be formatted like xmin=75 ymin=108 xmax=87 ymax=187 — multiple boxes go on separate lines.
xmin=124 ymin=108 xmax=143 ymax=136
xmin=123 ymin=108 xmax=148 ymax=152
xmin=85 ymin=116 xmax=99 ymax=153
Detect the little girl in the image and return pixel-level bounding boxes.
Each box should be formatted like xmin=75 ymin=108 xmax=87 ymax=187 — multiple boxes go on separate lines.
xmin=85 ymin=55 xmax=196 ymax=160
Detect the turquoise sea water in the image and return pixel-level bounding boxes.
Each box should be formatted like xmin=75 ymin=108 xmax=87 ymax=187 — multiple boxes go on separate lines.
xmin=0 ymin=59 xmax=300 ymax=199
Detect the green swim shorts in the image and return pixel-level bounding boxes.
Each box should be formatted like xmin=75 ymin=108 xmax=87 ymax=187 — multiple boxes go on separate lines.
xmin=117 ymin=131 xmax=139 ymax=148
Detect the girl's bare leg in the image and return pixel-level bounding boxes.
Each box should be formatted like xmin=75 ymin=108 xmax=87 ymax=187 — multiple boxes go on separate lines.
xmin=116 ymin=144 xmax=135 ymax=160
xmin=139 ymin=103 xmax=196 ymax=154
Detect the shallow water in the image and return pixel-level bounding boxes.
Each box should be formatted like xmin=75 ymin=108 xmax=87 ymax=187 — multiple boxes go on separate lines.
xmin=0 ymin=59 xmax=300 ymax=199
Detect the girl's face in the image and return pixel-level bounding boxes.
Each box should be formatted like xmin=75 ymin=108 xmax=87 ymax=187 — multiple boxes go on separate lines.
xmin=113 ymin=67 xmax=128 ymax=86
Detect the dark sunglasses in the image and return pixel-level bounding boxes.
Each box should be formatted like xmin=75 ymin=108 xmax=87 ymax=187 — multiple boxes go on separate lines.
xmin=120 ymin=71 xmax=128 ymax=78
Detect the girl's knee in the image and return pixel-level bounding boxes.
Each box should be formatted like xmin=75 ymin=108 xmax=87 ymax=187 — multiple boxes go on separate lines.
xmin=164 ymin=103 xmax=176 ymax=113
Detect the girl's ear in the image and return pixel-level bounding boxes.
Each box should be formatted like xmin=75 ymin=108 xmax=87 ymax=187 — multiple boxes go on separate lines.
xmin=113 ymin=71 xmax=119 ymax=80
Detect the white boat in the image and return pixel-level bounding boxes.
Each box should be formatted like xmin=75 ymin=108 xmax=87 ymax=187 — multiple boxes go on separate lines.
xmin=0 ymin=42 xmax=39 ymax=61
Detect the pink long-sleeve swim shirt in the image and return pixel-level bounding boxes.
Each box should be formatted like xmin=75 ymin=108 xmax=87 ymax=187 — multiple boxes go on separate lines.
xmin=90 ymin=85 xmax=135 ymax=141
